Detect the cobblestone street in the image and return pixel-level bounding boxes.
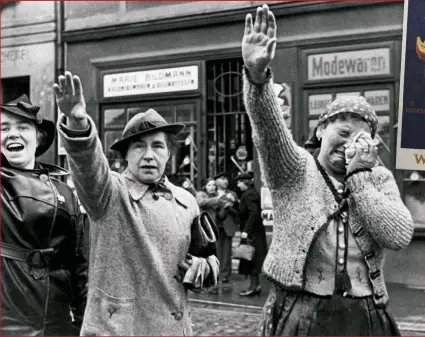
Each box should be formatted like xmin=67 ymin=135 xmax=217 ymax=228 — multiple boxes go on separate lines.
xmin=191 ymin=307 xmax=425 ymax=336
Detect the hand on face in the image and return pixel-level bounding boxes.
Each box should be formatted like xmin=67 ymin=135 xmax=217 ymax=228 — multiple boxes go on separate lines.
xmin=345 ymin=132 xmax=379 ymax=175
xmin=242 ymin=4 xmax=277 ymax=83
xmin=53 ymin=71 xmax=88 ymax=129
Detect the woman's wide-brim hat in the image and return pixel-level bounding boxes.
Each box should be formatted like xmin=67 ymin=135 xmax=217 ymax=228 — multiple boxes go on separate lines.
xmin=110 ymin=108 xmax=185 ymax=154
xmin=1 ymin=94 xmax=55 ymax=157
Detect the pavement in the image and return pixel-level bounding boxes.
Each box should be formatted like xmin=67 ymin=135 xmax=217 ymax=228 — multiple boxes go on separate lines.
xmin=189 ymin=274 xmax=425 ymax=336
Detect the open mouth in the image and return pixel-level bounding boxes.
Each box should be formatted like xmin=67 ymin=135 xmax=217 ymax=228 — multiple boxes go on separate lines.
xmin=6 ymin=143 xmax=25 ymax=152
xmin=141 ymin=165 xmax=156 ymax=169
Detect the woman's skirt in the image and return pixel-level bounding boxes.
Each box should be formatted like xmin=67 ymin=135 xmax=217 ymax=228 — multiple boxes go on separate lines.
xmin=259 ymin=283 xmax=401 ymax=336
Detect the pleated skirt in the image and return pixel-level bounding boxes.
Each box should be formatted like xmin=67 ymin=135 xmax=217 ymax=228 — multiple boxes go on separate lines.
xmin=258 ymin=283 xmax=401 ymax=336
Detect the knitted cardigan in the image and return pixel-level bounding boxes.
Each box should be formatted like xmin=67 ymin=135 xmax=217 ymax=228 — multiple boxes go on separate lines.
xmin=243 ymin=68 xmax=414 ymax=307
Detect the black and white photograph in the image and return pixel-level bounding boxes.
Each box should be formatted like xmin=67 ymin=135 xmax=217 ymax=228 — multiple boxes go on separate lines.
xmin=1 ymin=1 xmax=424 ymax=336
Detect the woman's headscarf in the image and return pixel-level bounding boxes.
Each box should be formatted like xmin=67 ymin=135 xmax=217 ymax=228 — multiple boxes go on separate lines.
xmin=304 ymin=96 xmax=379 ymax=153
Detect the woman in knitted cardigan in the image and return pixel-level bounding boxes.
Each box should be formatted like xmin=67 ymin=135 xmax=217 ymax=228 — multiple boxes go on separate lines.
xmin=242 ymin=5 xmax=414 ymax=336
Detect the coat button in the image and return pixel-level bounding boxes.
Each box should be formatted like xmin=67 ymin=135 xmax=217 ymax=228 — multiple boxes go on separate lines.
xmin=163 ymin=192 xmax=172 ymax=200
xmin=171 ymin=311 xmax=183 ymax=320
xmin=39 ymin=174 xmax=48 ymax=183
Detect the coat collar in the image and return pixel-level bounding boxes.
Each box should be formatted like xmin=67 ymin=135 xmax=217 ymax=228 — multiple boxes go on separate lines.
xmin=122 ymin=169 xmax=189 ymax=208
xmin=1 ymin=153 xmax=69 ymax=176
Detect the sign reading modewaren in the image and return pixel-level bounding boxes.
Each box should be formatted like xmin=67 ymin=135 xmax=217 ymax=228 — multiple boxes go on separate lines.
xmin=103 ymin=65 xmax=199 ymax=97
xmin=308 ymin=48 xmax=391 ymax=81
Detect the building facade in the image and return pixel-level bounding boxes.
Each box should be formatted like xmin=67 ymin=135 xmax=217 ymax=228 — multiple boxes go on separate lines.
xmin=58 ymin=1 xmax=423 ymax=287
xmin=1 ymin=1 xmax=60 ymax=164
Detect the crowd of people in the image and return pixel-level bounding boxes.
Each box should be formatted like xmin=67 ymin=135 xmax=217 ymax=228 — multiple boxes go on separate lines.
xmin=1 ymin=4 xmax=414 ymax=336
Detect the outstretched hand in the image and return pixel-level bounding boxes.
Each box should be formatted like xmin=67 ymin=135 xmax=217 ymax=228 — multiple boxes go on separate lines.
xmin=53 ymin=71 xmax=88 ymax=130
xmin=242 ymin=4 xmax=277 ymax=83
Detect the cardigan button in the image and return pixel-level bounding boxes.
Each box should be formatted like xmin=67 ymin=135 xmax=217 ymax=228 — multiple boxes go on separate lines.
xmin=39 ymin=174 xmax=48 ymax=183
xmin=338 ymin=243 xmax=346 ymax=250
xmin=337 ymin=226 xmax=344 ymax=234
xmin=172 ymin=311 xmax=183 ymax=320
xmin=338 ymin=258 xmax=344 ymax=265
xmin=163 ymin=192 xmax=172 ymax=200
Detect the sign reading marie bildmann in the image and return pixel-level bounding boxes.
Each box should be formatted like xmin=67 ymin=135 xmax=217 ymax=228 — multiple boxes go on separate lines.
xmin=103 ymin=65 xmax=199 ymax=98
xmin=308 ymin=48 xmax=391 ymax=81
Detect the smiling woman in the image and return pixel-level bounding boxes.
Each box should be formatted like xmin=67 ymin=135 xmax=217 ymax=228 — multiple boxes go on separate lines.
xmin=0 ymin=94 xmax=88 ymax=336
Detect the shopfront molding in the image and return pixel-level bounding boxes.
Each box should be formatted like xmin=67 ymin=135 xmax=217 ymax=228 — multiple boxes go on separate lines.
xmin=62 ymin=2 xmax=386 ymax=43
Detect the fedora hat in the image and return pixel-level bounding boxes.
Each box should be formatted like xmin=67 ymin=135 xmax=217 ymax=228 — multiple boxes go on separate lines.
xmin=1 ymin=94 xmax=55 ymax=157
xmin=110 ymin=108 xmax=185 ymax=154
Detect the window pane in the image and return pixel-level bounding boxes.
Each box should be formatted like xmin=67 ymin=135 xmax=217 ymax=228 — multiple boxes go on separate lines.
xmin=175 ymin=103 xmax=196 ymax=123
xmin=104 ymin=108 xmax=126 ymax=128
xmin=128 ymin=107 xmax=146 ymax=120
xmin=104 ymin=130 xmax=127 ymax=174
xmin=167 ymin=125 xmax=198 ymax=187
xmin=403 ymin=171 xmax=425 ymax=226
xmin=375 ymin=115 xmax=391 ymax=168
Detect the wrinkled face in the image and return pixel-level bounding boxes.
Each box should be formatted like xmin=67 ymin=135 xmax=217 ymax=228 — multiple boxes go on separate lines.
xmin=216 ymin=176 xmax=229 ymax=189
xmin=125 ymin=131 xmax=170 ymax=184
xmin=1 ymin=111 xmax=38 ymax=169
xmin=205 ymin=180 xmax=216 ymax=194
xmin=317 ymin=115 xmax=370 ymax=174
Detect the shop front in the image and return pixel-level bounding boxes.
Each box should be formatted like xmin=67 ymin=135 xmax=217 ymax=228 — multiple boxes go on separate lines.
xmin=62 ymin=1 xmax=422 ymax=287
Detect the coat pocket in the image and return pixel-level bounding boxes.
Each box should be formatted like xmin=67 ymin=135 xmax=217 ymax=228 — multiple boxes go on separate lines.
xmin=81 ymin=287 xmax=136 ymax=336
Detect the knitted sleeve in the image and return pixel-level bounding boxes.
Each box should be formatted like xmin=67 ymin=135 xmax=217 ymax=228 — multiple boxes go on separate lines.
xmin=346 ymin=166 xmax=414 ymax=250
xmin=242 ymin=67 xmax=304 ymax=190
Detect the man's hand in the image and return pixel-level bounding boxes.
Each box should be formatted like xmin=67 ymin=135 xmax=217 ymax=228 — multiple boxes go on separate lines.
xmin=242 ymin=4 xmax=277 ymax=83
xmin=53 ymin=71 xmax=88 ymax=130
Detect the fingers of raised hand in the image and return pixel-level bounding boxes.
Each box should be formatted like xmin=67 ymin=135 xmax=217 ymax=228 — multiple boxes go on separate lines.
xmin=266 ymin=8 xmax=277 ymax=39
xmin=253 ymin=6 xmax=262 ymax=33
xmin=244 ymin=13 xmax=253 ymax=36
xmin=65 ymin=71 xmax=75 ymax=96
xmin=260 ymin=5 xmax=269 ymax=34
xmin=73 ymin=75 xmax=84 ymax=97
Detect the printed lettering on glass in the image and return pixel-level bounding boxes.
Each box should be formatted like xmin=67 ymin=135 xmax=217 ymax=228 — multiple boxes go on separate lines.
xmin=308 ymin=48 xmax=391 ymax=81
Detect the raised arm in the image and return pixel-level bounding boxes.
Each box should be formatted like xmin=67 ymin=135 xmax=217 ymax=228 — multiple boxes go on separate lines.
xmin=242 ymin=5 xmax=304 ymax=190
xmin=54 ymin=72 xmax=116 ymax=220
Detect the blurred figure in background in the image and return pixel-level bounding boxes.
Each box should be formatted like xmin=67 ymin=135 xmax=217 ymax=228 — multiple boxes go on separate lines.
xmin=236 ymin=172 xmax=267 ymax=297
xmin=214 ymin=172 xmax=239 ymax=284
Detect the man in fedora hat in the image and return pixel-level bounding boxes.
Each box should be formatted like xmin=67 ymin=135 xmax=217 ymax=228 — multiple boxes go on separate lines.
xmin=54 ymin=71 xmax=219 ymax=336
xmin=1 ymin=94 xmax=88 ymax=335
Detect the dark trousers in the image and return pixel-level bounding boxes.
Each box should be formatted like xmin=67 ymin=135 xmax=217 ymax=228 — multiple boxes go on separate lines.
xmin=218 ymin=228 xmax=233 ymax=279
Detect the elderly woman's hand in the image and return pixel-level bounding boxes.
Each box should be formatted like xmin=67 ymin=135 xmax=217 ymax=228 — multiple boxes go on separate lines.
xmin=345 ymin=132 xmax=379 ymax=175
xmin=242 ymin=4 xmax=277 ymax=83
xmin=54 ymin=71 xmax=88 ymax=130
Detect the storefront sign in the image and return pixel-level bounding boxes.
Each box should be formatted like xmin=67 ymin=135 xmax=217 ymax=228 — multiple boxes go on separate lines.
xmin=308 ymin=48 xmax=391 ymax=81
xmin=103 ymin=65 xmax=199 ymax=97
xmin=309 ymin=94 xmax=332 ymax=115
xmin=364 ymin=90 xmax=390 ymax=111
xmin=336 ymin=92 xmax=360 ymax=98
xmin=1 ymin=47 xmax=29 ymax=66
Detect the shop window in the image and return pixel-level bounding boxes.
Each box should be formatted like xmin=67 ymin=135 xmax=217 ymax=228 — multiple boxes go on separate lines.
xmin=1 ymin=76 xmax=30 ymax=103
xmin=206 ymin=58 xmax=253 ymax=190
xmin=101 ymin=100 xmax=199 ymax=186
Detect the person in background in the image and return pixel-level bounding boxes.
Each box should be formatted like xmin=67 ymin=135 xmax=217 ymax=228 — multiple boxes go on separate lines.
xmin=214 ymin=172 xmax=239 ymax=283
xmin=54 ymin=71 xmax=219 ymax=336
xmin=241 ymin=5 xmax=413 ymax=335
xmin=236 ymin=172 xmax=267 ymax=297
xmin=1 ymin=94 xmax=88 ymax=336
xmin=195 ymin=178 xmax=227 ymax=224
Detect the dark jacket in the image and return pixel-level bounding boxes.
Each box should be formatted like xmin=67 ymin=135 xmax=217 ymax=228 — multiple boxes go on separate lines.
xmin=1 ymin=155 xmax=88 ymax=336
xmin=238 ymin=186 xmax=268 ymax=275
xmin=220 ymin=189 xmax=240 ymax=237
